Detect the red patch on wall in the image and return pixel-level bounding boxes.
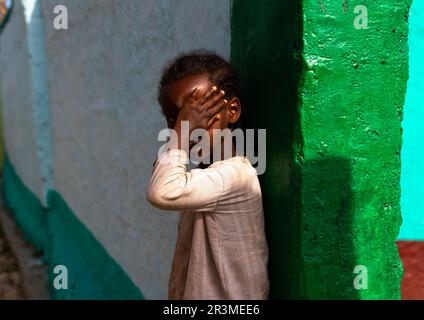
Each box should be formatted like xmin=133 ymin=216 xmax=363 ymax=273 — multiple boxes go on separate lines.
xmin=397 ymin=241 xmax=424 ymax=300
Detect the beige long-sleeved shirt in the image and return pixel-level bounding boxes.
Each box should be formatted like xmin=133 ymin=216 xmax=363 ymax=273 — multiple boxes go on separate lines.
xmin=147 ymin=149 xmax=269 ymax=300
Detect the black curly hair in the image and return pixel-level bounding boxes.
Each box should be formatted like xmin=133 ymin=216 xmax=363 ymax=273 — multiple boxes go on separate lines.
xmin=158 ymin=50 xmax=241 ymax=128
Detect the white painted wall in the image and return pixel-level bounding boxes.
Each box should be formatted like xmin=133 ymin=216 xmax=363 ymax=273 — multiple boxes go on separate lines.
xmin=0 ymin=0 xmax=45 ymax=201
xmin=40 ymin=0 xmax=231 ymax=299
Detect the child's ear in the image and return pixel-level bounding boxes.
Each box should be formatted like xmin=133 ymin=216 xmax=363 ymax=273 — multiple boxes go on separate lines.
xmin=227 ymin=97 xmax=241 ymax=125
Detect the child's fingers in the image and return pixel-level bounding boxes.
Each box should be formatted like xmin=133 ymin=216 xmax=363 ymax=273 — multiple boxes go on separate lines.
xmin=184 ymin=88 xmax=200 ymax=107
xmin=206 ymin=99 xmax=227 ymax=123
xmin=199 ymin=86 xmax=218 ymax=104
xmin=208 ymin=99 xmax=227 ymax=116
xmin=203 ymin=90 xmax=225 ymax=110
xmin=207 ymin=113 xmax=221 ymax=127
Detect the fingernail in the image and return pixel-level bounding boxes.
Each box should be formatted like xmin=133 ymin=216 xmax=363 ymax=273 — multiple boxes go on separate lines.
xmin=220 ymin=90 xmax=225 ymax=95
xmin=212 ymin=86 xmax=218 ymax=91
xmin=223 ymin=99 xmax=228 ymax=104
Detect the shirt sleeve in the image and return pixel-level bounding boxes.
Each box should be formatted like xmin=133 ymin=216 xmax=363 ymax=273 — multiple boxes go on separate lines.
xmin=146 ymin=149 xmax=227 ymax=212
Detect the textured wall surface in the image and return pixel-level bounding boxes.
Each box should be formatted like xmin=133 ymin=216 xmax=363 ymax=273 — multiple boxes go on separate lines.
xmin=39 ymin=0 xmax=230 ymax=299
xmin=400 ymin=0 xmax=424 ymax=240
xmin=232 ymin=0 xmax=410 ymax=299
xmin=299 ymin=0 xmax=409 ymax=299
xmin=0 ymin=0 xmax=44 ymax=201
xmin=1 ymin=0 xmax=230 ymax=299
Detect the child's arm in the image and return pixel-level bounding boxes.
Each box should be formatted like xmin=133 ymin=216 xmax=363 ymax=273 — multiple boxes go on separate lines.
xmin=146 ymin=149 xmax=226 ymax=212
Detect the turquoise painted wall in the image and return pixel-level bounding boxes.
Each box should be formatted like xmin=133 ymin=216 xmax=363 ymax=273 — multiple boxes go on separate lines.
xmin=399 ymin=0 xmax=424 ymax=240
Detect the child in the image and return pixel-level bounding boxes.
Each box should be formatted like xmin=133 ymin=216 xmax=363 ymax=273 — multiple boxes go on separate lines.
xmin=147 ymin=51 xmax=269 ymax=300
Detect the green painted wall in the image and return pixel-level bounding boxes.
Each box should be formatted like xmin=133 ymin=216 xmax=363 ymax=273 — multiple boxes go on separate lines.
xmin=3 ymin=155 xmax=144 ymax=300
xmin=231 ymin=0 xmax=410 ymax=299
xmin=231 ymin=0 xmax=304 ymax=299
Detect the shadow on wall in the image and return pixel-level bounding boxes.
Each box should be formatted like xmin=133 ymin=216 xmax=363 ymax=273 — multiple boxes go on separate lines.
xmin=300 ymin=158 xmax=358 ymax=299
xmin=231 ymin=0 xmax=306 ymax=298
xmin=231 ymin=1 xmax=362 ymax=299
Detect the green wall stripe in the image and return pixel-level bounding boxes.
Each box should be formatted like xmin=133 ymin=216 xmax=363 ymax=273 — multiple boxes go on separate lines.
xmin=3 ymin=154 xmax=144 ymax=300
xmin=46 ymin=191 xmax=144 ymax=300
xmin=3 ymin=154 xmax=47 ymax=252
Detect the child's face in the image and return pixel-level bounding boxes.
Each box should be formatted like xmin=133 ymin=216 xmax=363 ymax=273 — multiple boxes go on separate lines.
xmin=162 ymin=74 xmax=241 ymax=153
xmin=163 ymin=74 xmax=227 ymax=129
xmin=164 ymin=75 xmax=241 ymax=160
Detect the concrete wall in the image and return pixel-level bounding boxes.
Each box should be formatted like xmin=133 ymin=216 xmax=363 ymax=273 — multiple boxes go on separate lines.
xmin=41 ymin=0 xmax=230 ymax=300
xmin=232 ymin=0 xmax=410 ymax=299
xmin=1 ymin=0 xmax=230 ymax=299
xmin=400 ymin=0 xmax=424 ymax=240
xmin=0 ymin=0 xmax=44 ymax=201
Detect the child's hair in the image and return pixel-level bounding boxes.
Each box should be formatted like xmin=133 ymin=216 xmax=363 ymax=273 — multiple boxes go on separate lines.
xmin=158 ymin=50 xmax=241 ymax=128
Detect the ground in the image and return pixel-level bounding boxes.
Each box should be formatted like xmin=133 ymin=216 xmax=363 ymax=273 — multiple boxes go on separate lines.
xmin=0 ymin=206 xmax=49 ymax=300
xmin=0 ymin=217 xmax=24 ymax=299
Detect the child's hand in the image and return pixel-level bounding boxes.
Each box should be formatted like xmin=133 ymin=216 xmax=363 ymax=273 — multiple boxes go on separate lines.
xmin=173 ymin=86 xmax=227 ymax=134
